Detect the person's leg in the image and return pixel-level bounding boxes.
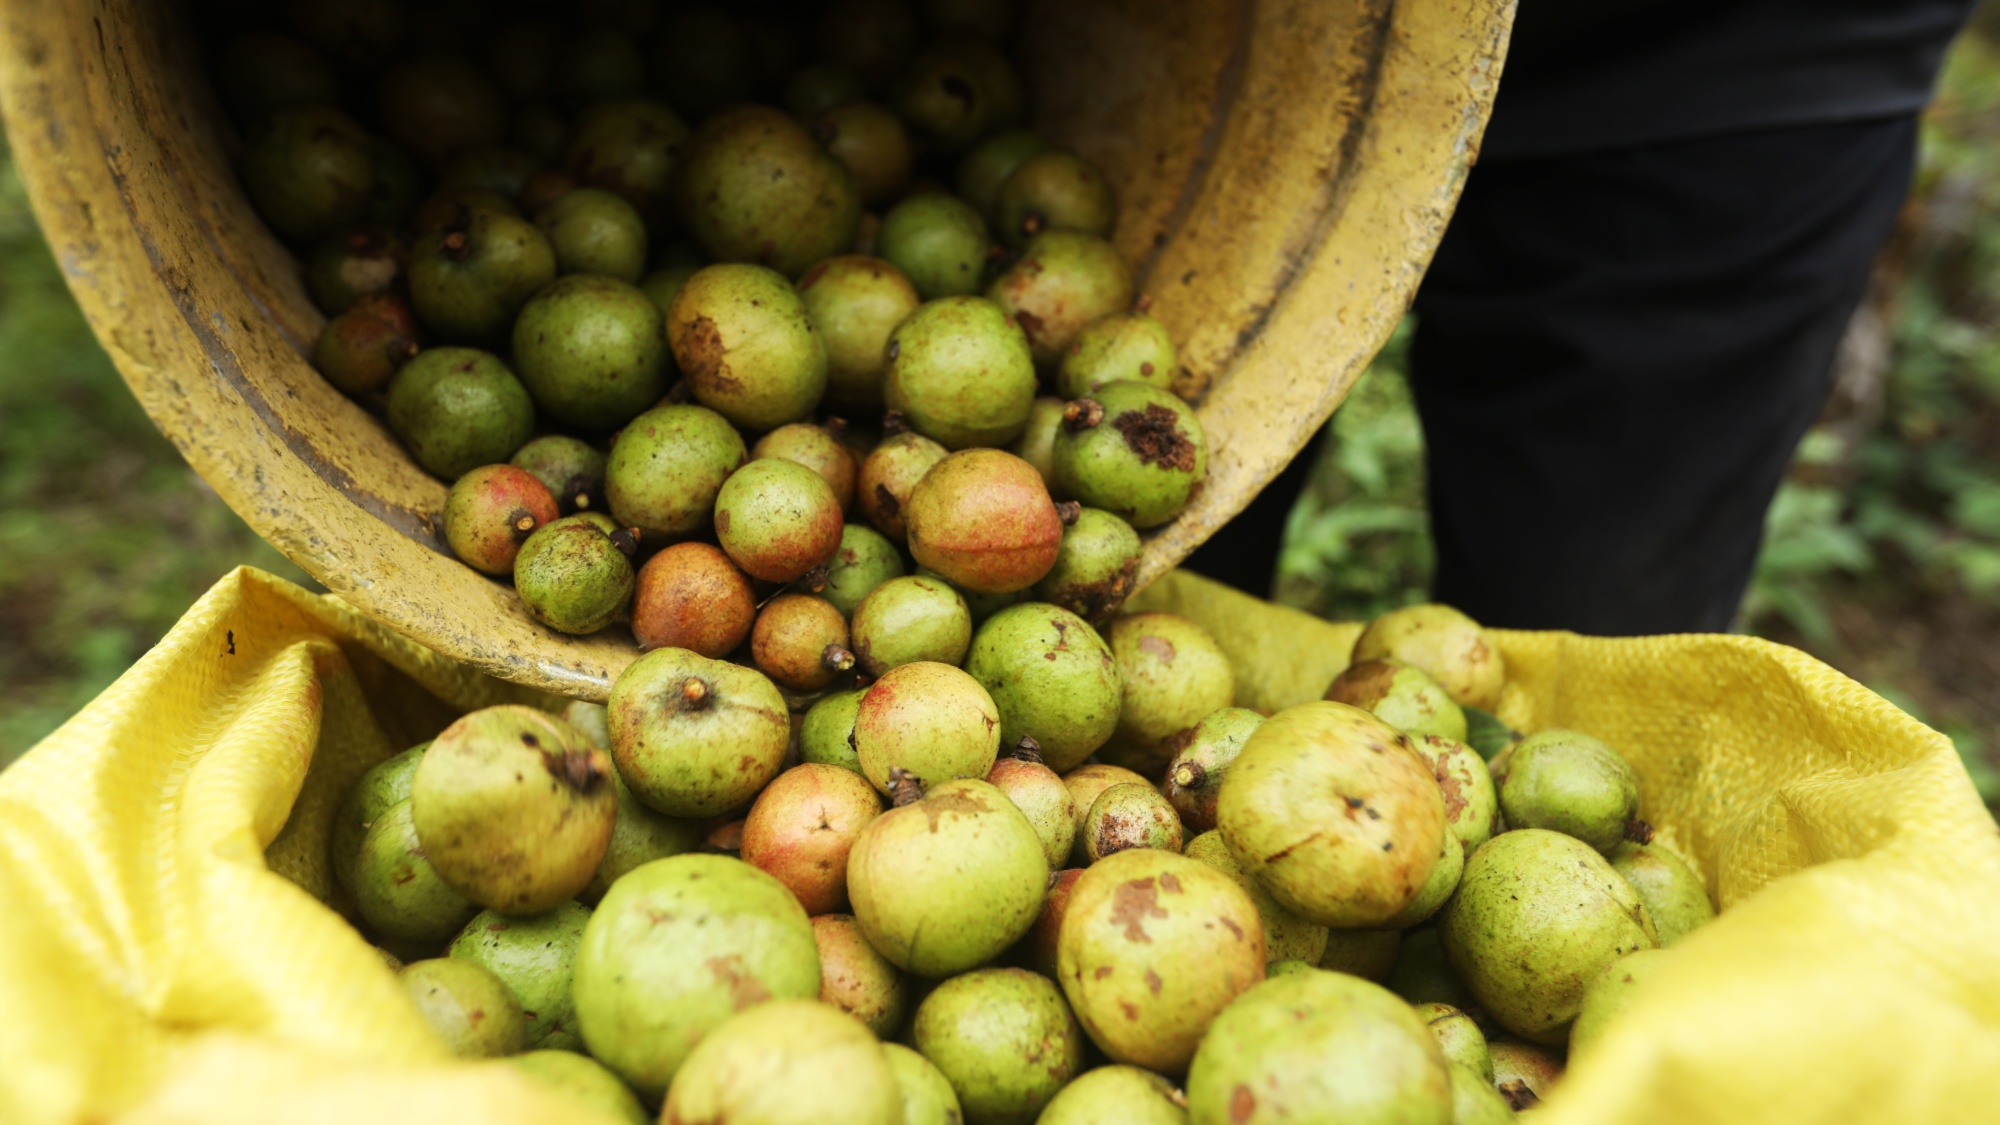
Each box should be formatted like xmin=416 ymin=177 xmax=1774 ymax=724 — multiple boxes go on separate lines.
xmin=1409 ymin=116 xmax=1917 ymax=634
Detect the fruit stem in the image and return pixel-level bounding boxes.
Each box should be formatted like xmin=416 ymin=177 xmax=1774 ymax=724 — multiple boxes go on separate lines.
xmin=1133 ymin=293 xmax=1154 ymax=314
xmin=678 ymin=677 xmax=711 ymax=711
xmin=798 ymin=565 xmax=831 ymax=593
xmin=1054 ymin=501 xmax=1082 ymax=526
xmin=1625 ymin=817 xmax=1655 ymax=845
xmin=1061 ymin=399 xmax=1105 ymax=432
xmin=610 ymin=528 xmax=641 ymax=558
xmin=881 ymin=409 xmax=909 ymax=435
xmin=1010 ymin=736 xmax=1044 ymax=764
xmin=1170 ymin=761 xmax=1205 ymax=790
xmin=509 ymin=508 xmax=539 ymax=541
xmin=822 ymin=644 xmax=856 ymax=673
xmin=887 ymin=767 xmax=925 ymax=807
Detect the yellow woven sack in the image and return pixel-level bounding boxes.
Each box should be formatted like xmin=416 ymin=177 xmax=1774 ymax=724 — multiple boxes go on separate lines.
xmin=4 ymin=567 xmax=1999 ymax=1124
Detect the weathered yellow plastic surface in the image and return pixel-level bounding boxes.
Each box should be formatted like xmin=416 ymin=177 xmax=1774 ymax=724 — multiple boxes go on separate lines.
xmin=0 ymin=0 xmax=1512 ymax=699
xmin=4 ymin=567 xmax=1997 ymax=1124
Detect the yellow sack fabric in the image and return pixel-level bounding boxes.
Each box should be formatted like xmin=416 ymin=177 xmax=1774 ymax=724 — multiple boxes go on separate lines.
xmin=4 ymin=566 xmax=1998 ymax=1123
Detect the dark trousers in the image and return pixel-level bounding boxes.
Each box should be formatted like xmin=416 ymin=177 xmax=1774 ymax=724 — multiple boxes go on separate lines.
xmin=1184 ymin=116 xmax=1916 ymax=635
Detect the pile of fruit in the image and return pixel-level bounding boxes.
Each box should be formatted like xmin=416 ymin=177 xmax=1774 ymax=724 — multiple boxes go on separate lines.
xmin=333 ymin=600 xmax=1716 ymax=1124
xmin=216 ymin=0 xmax=1194 ymax=646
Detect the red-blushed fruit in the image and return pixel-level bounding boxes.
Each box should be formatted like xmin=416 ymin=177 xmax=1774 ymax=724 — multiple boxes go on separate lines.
xmin=715 ymin=458 xmax=846 ymax=583
xmin=1014 ymin=867 xmax=1083 ymax=978
xmin=904 ymin=448 xmax=1062 ymax=594
xmin=987 ymin=755 xmax=1077 ymax=869
xmin=313 ymin=291 xmax=421 ymax=395
xmin=631 ymin=542 xmax=756 ymax=656
xmin=751 ymin=594 xmax=854 ymax=693
xmin=754 ymin=422 xmax=860 ymax=512
xmin=812 ymin=913 xmax=910 ymax=1039
xmin=444 ymin=464 xmax=561 ymax=576
xmin=856 ymin=430 xmax=948 ymax=544
xmin=742 ymin=764 xmax=886 ymax=915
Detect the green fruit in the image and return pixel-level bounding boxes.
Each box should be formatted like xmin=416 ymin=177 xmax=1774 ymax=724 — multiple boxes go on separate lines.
xmin=848 ymin=778 xmax=1048 ymax=976
xmin=799 ymin=256 xmax=923 ymax=416
xmin=1569 ymin=947 xmax=1668 ymax=1056
xmin=1608 ymin=842 xmax=1714 ymax=946
xmin=1056 ymin=311 xmax=1176 ymax=399
xmin=513 ymin=516 xmax=636 ymax=635
xmin=512 ymin=435 xmax=608 ymax=515
xmin=926 ymin=568 xmax=1027 ymax=623
xmin=1060 ymin=764 xmax=1151 ymax=858
xmin=1449 ymin=1063 xmax=1517 ymax=1125
xmin=672 ymin=105 xmax=862 ymax=276
xmin=307 ymin=224 xmax=407 ymax=315
xmin=1081 ymin=783 xmax=1183 ymax=863
xmin=1057 ymin=849 xmax=1264 ymax=1073
xmin=963 ymin=603 xmax=1120 ymax=774
xmin=1498 ymin=730 xmax=1640 ymax=854
xmin=582 ymin=770 xmax=702 ymax=903
xmin=987 ymin=231 xmax=1131 ymax=366
xmin=1037 ymin=1065 xmax=1187 ymax=1125
xmin=1385 ymin=830 xmax=1464 ymax=929
xmin=885 ymin=296 xmax=1037 ymax=450
xmin=412 ymin=185 xmax=519 ymax=233
xmin=354 ymin=798 xmax=476 ymax=946
xmin=607 ymin=648 xmax=790 ymax=818
xmin=1183 ymin=830 xmax=1327 ymax=964
xmin=440 ymin=146 xmax=542 ymax=199
xmin=1007 ymin=396 xmax=1065 ymax=491
xmin=878 ymin=193 xmax=991 ymax=299
xmin=1102 ymin=613 xmax=1234 ymax=773
xmin=906 ymin=450 xmax=1064 ymax=594
xmin=508 ymin=1051 xmax=649 ymax=1125
xmin=913 ymin=968 xmax=1086 ymax=1125
xmin=884 ymin=1042 xmax=964 ymax=1125
xmin=444 ymin=464 xmax=560 ymax=576
xmin=1438 ymin=829 xmax=1658 ymax=1045
xmin=1216 ymin=702 xmax=1446 ymax=928
xmin=1185 ymin=971 xmax=1451 ymax=1125
xmin=1031 ymin=507 xmax=1139 ymax=625
xmin=1052 ymin=381 xmax=1207 ymax=529
xmin=668 ymin=263 xmax=829 ymax=432
xmin=715 ymin=459 xmax=846 ymax=583
xmin=449 ymin=902 xmax=590 ymax=1048
xmin=893 ymin=41 xmax=993 ymax=153
xmin=332 ymin=743 xmax=428 ymax=895
xmin=664 ymin=999 xmax=901 ymax=1125
xmin=859 ymin=431 xmax=949 ymax=543
xmin=1412 ymin=734 xmax=1499 ymax=852
xmin=1319 ymin=928 xmax=1402 ymax=982
xmin=605 ymin=403 xmax=746 ymax=540
xmin=1325 ymin=658 xmax=1468 ymax=743
xmin=1384 ymin=928 xmax=1474 ymax=1010
xmin=313 ymin=292 xmax=421 ymax=395
xmin=398 ymin=958 xmax=529 ymax=1058
xmin=854 ymin=662 xmax=1002 ymax=793
xmin=815 ymin=912 xmax=911 ymax=1038
xmin=512 ymin=275 xmax=669 ymax=430
xmin=386 ymin=347 xmax=536 ymax=480
xmin=410 ymin=706 xmax=618 ymax=914
xmin=1489 ymin=1040 xmax=1563 ymax=1108
xmin=994 ymin=149 xmax=1115 ymax=249
xmin=649 ymin=6 xmax=761 ymax=121
xmin=957 ymin=129 xmax=1050 ymax=223
xmin=819 ymin=100 xmax=916 ymax=205
xmin=639 ymin=264 xmax=700 ymax=321
xmin=376 ymin=53 xmax=505 ymax=164
xmin=573 ymin=855 xmax=821 ymax=1098
xmin=1351 ymin=604 xmax=1506 ymax=711
xmin=825 ymin=523 xmax=909 ymax=617
xmin=852 ymin=575 xmax=973 ymax=676
xmin=563 ymin=99 xmax=690 ymax=229
xmin=1163 ymin=708 xmax=1264 ymax=835
xmin=986 ymin=756 xmax=1077 ymax=870
xmin=241 ymin=107 xmax=374 ymax=242
xmin=1413 ymin=1002 xmax=1491 ymax=1080
xmin=408 ymin=207 xmax=556 ymax=344
xmin=801 ymin=689 xmax=868 ymax=773
xmin=533 ymin=187 xmax=648 ymax=283
xmin=787 ymin=61 xmax=867 ymax=118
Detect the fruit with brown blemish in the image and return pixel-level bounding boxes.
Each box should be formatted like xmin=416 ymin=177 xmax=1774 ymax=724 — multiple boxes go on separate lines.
xmin=859 ymin=430 xmax=950 ymax=543
xmin=853 ymin=661 xmax=1002 ymax=793
xmin=581 ymin=770 xmax=702 ymax=904
xmin=667 ymin=263 xmax=829 ymax=432
xmin=398 ymin=958 xmax=530 ymax=1059
xmin=629 ymin=542 xmax=756 ymax=657
xmin=332 ymin=743 xmax=427 ymax=895
xmin=1033 ymin=507 xmax=1141 ymax=625
xmin=1056 ymin=309 xmax=1177 ymax=399
xmin=712 ymin=458 xmax=846 ymax=583
xmin=1037 ymin=1064 xmax=1187 ymax=1125
xmin=1489 ymin=1040 xmax=1564 ymax=1110
xmin=1351 ymin=604 xmax=1507 ymax=711
xmin=1182 ymin=830 xmax=1327 ymax=965
xmin=800 ymin=688 xmax=867 ymax=773
xmin=509 ymin=1051 xmax=650 ymax=1125
xmin=957 ymin=128 xmax=1050 ymax=223
xmin=314 ymin=291 xmax=421 ymax=395
xmin=573 ymin=854 xmax=821 ymax=1099
xmin=444 ymin=464 xmax=559 ymax=576
xmin=913 ymin=967 xmax=1087 ymax=1125
xmin=1008 ymin=396 xmax=1067 ymax=492
xmin=671 ymin=105 xmax=862 ymax=276
xmin=606 ymin=403 xmax=746 ymax=541
xmin=987 ymin=754 xmax=1077 ymax=870
xmin=663 ymin=998 xmax=900 ymax=1125
xmin=964 ymin=602 xmax=1120 ymax=775
xmin=885 ymin=1042 xmax=964 ymax=1125
xmin=848 ymin=778 xmax=1049 ymax=977
xmin=409 ymin=705 xmax=617 ymax=914
xmin=905 ymin=449 xmax=1063 ymax=594
xmin=533 ymin=186 xmax=648 ymax=283
xmin=353 ymin=797 xmax=476 ymax=946
xmin=1319 ymin=928 xmax=1402 ymax=982
xmin=1184 ymin=971 xmax=1452 ymax=1125
xmin=1102 ymin=612 xmax=1235 ymax=774
xmin=512 ymin=515 xmax=636 ymax=635
xmin=562 ymin=98 xmax=690 ymax=229
xmin=1215 ymin=701 xmax=1446 ymax=928
xmin=987 ymin=231 xmax=1132 ymax=367
xmin=824 ymin=523 xmax=909 ymax=617
xmin=407 ymin=204 xmax=556 ymax=345
xmin=884 ymin=296 xmax=1038 ymax=450
xmin=1163 ymin=707 xmax=1264 ymax=835
xmin=386 ymin=347 xmax=536 ymax=481
xmin=813 ymin=912 xmax=911 ymax=1038
xmin=1052 ymin=380 xmax=1207 ymax=529
xmin=510 ymin=436 xmax=607 ymax=517
xmin=1609 ymin=841 xmax=1715 ymax=946
xmin=851 ymin=575 xmax=973 ymax=676
xmin=799 ymin=258 xmax=924 ymax=419
xmin=1013 ymin=867 xmax=1084 ymax=978
xmin=751 ymin=594 xmax=854 ymax=693
xmin=447 ymin=901 xmax=590 ymax=1049
xmin=752 ymin=425 xmax=860 ymax=516
xmin=607 ymin=648 xmax=791 ymax=817
xmin=1082 ymin=783 xmax=1184 ymax=864
xmin=878 ymin=191 xmax=991 ymax=299
xmin=1056 ymin=848 xmax=1265 ymax=1073
xmin=817 ymin=99 xmax=915 ymax=205
xmin=741 ymin=763 xmax=885 ymax=915
xmin=892 ymin=40 xmax=996 ymax=154
xmin=241 ymin=106 xmax=375 ymax=242
xmin=1385 ymin=829 xmax=1465 ymax=929
xmin=1438 ymin=828 xmax=1659 ymax=1045
xmin=1568 ymin=947 xmax=1669 ymax=1056
xmin=1498 ymin=730 xmax=1641 ymax=854
xmin=1325 ymin=658 xmax=1469 ymax=743
xmin=1411 ymin=734 xmax=1499 ymax=852
xmin=994 ymin=150 xmax=1116 ymax=249
xmin=307 ymin=223 xmax=406 ymax=315
xmin=1060 ymin=764 xmax=1152 ymax=859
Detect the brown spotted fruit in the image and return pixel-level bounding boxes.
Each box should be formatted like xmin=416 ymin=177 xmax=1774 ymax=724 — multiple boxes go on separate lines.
xmin=607 ymin=648 xmax=791 ymax=818
xmin=884 ymin=296 xmax=1038 ymax=450
xmin=750 ymin=594 xmax=854 ymax=693
xmin=1053 ymin=381 xmax=1207 ymax=530
xmin=853 ymin=661 xmax=1002 ymax=794
xmin=714 ymin=458 xmax=846 ymax=584
xmin=964 ymin=602 xmax=1121 ymax=773
xmin=670 ymin=105 xmax=862 ymax=277
xmin=631 ymin=542 xmax=757 ymax=657
xmin=1036 ymin=1064 xmax=1186 ymax=1125
xmin=858 ymin=430 xmax=949 ymax=544
xmin=313 ymin=291 xmax=420 ymax=394
xmin=905 ymin=449 xmax=1062 ymax=594
xmin=1056 ymin=848 xmax=1264 ymax=1073
xmin=1325 ymin=658 xmax=1468 ymax=743
xmin=1081 ymin=783 xmax=1183 ymax=863
xmin=1013 ymin=866 xmax=1084 ymax=979
xmin=1183 ymin=830 xmax=1327 ymax=966
xmin=1412 ymin=734 xmax=1499 ymax=853
xmin=754 ymin=422 xmax=860 ymax=512
xmin=1351 ymin=604 xmax=1506 ymax=712
xmin=605 ymin=402 xmax=747 ymax=541
xmin=987 ymin=231 xmax=1132 ymax=367
xmin=1061 ymin=764 xmax=1151 ymax=861
xmin=1103 ymin=613 xmax=1235 ymax=774
xmin=1490 ymin=1040 xmax=1564 ymax=1109
xmin=444 ymin=464 xmax=559 ymax=576
xmin=1163 ymin=707 xmax=1265 ymax=835
xmin=741 ymin=763 xmax=884 ymax=915
xmin=512 ymin=515 xmax=636 ymax=635
xmin=1608 ymin=841 xmax=1715 ymax=946
xmin=1033 ymin=506 xmax=1142 ymax=626
xmin=667 ymin=262 xmax=829 ymax=433
xmin=813 ymin=912 xmax=910 ymax=1039
xmin=1215 ymin=701 xmax=1446 ymax=929
xmin=912 ymin=967 xmax=1086 ymax=1125
xmin=987 ymin=754 xmax=1077 ymax=870
xmin=399 ymin=957 xmax=530 ymax=1059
